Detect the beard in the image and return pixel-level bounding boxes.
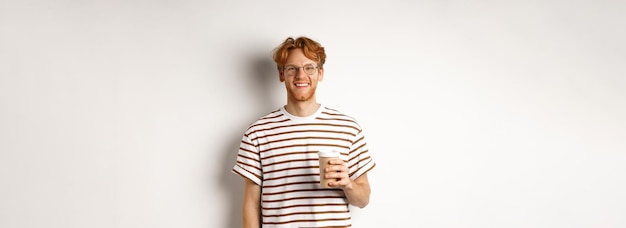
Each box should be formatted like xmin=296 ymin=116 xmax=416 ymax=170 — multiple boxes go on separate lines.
xmin=287 ymin=85 xmax=317 ymax=102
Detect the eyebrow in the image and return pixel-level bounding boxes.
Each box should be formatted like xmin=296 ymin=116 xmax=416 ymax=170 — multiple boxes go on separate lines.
xmin=284 ymin=63 xmax=317 ymax=66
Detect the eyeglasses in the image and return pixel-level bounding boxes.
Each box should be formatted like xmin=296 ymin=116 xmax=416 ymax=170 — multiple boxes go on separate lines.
xmin=283 ymin=64 xmax=318 ymax=77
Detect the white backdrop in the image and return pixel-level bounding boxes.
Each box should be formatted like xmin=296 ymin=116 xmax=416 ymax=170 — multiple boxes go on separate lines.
xmin=1 ymin=0 xmax=625 ymax=227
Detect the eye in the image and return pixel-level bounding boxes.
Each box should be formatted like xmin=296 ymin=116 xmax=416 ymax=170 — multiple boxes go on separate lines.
xmin=285 ymin=66 xmax=296 ymax=71
xmin=304 ymin=66 xmax=315 ymax=71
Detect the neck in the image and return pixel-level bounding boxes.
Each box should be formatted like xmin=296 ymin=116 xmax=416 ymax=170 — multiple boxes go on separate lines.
xmin=284 ymin=99 xmax=320 ymax=117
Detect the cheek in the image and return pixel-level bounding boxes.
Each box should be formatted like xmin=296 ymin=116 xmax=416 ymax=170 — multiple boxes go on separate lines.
xmin=316 ymin=73 xmax=323 ymax=82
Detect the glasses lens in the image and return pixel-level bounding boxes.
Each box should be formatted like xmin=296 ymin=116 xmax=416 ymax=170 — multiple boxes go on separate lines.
xmin=283 ymin=65 xmax=317 ymax=76
xmin=303 ymin=65 xmax=317 ymax=75
xmin=284 ymin=66 xmax=296 ymax=76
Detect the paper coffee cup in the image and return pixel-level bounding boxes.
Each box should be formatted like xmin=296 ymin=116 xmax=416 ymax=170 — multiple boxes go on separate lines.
xmin=318 ymin=150 xmax=340 ymax=188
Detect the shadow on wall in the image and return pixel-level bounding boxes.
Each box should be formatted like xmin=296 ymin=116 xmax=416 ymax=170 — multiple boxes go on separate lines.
xmin=217 ymin=52 xmax=279 ymax=228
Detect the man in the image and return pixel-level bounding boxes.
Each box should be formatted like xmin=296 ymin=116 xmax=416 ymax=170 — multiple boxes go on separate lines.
xmin=232 ymin=36 xmax=376 ymax=227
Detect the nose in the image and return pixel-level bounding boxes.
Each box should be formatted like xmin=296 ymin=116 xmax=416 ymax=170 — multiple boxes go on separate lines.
xmin=294 ymin=67 xmax=306 ymax=77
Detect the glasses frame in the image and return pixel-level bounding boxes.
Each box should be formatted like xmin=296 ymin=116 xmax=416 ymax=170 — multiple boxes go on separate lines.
xmin=282 ymin=64 xmax=319 ymax=77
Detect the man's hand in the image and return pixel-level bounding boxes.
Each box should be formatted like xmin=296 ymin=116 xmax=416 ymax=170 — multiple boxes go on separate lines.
xmin=324 ymin=158 xmax=371 ymax=208
xmin=325 ymin=159 xmax=352 ymax=189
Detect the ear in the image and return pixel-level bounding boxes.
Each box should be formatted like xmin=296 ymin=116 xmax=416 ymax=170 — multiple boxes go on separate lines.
xmin=318 ymin=68 xmax=324 ymax=82
xmin=279 ymin=71 xmax=285 ymax=82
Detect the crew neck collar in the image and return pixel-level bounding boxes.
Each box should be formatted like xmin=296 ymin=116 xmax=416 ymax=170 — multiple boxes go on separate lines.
xmin=281 ymin=104 xmax=324 ymax=122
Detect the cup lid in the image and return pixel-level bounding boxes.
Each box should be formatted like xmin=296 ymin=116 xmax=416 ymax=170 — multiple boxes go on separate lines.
xmin=318 ymin=150 xmax=340 ymax=157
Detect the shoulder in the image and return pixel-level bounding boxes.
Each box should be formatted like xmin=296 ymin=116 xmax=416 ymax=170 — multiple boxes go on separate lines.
xmin=244 ymin=108 xmax=286 ymax=133
xmin=319 ymin=106 xmax=362 ymax=129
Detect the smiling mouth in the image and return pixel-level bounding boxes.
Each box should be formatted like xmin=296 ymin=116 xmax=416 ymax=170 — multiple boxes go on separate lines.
xmin=295 ymin=83 xmax=309 ymax=87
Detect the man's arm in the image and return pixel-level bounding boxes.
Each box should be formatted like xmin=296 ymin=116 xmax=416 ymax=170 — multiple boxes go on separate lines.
xmin=326 ymin=159 xmax=371 ymax=208
xmin=242 ymin=178 xmax=261 ymax=228
xmin=342 ymin=173 xmax=371 ymax=208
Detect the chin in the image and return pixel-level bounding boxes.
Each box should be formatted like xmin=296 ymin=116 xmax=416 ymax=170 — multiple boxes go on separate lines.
xmin=290 ymin=93 xmax=314 ymax=102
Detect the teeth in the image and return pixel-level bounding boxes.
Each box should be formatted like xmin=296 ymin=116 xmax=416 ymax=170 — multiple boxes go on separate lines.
xmin=295 ymin=83 xmax=309 ymax=87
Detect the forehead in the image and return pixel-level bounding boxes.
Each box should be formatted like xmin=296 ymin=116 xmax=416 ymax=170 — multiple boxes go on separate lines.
xmin=285 ymin=48 xmax=316 ymax=65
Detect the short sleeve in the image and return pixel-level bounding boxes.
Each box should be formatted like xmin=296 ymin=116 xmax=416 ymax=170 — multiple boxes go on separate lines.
xmin=231 ymin=133 xmax=263 ymax=185
xmin=347 ymin=129 xmax=375 ymax=180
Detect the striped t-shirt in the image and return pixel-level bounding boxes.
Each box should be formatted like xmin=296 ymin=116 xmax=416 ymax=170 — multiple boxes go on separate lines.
xmin=232 ymin=105 xmax=376 ymax=227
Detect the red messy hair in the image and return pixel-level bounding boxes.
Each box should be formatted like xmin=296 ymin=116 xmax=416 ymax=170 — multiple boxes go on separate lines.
xmin=272 ymin=36 xmax=326 ymax=71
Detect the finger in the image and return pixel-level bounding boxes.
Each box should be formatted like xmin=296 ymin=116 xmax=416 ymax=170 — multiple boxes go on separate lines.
xmin=326 ymin=165 xmax=342 ymax=172
xmin=329 ymin=178 xmax=349 ymax=187
xmin=330 ymin=159 xmax=344 ymax=165
xmin=333 ymin=171 xmax=349 ymax=179
xmin=326 ymin=171 xmax=346 ymax=179
xmin=335 ymin=165 xmax=348 ymax=172
xmin=326 ymin=172 xmax=340 ymax=179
